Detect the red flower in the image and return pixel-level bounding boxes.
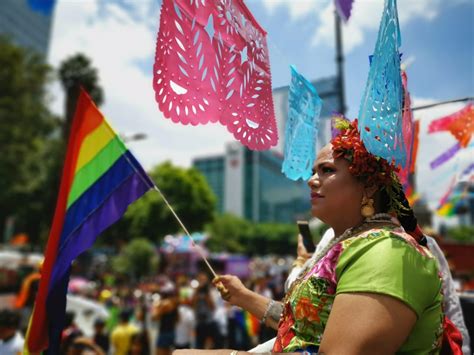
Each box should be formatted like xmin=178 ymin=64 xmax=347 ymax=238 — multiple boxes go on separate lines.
xmin=331 ymin=119 xmax=398 ymax=188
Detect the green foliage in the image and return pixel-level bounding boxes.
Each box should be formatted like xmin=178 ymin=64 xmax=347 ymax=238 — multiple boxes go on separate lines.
xmin=205 ymin=214 xmax=252 ymax=253
xmin=447 ymin=225 xmax=474 ymax=243
xmin=110 ymin=238 xmax=159 ymax=280
xmin=206 ymin=213 xmax=298 ymax=255
xmin=121 ymin=161 xmax=216 ymax=242
xmin=0 ymin=36 xmax=61 ymax=244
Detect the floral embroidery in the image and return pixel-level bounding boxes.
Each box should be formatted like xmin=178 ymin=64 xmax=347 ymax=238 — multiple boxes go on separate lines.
xmin=295 ymin=297 xmax=321 ymax=322
xmin=273 ymin=302 xmax=296 ymax=352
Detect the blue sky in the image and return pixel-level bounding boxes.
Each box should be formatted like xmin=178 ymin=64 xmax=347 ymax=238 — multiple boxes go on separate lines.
xmin=47 ymin=0 xmax=473 ymax=215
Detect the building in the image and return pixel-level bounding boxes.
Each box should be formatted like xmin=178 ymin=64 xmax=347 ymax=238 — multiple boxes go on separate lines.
xmin=193 ymin=142 xmax=310 ymax=223
xmin=193 ymin=77 xmax=343 ymax=223
xmin=193 ymin=155 xmax=225 ymax=214
xmin=0 ymin=0 xmax=56 ymax=56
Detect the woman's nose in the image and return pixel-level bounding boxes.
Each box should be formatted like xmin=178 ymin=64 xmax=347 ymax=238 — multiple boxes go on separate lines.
xmin=308 ymin=176 xmax=320 ymax=189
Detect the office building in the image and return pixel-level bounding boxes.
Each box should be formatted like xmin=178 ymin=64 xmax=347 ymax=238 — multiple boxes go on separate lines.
xmin=0 ymin=0 xmax=55 ymax=56
xmin=193 ymin=142 xmax=310 ymax=223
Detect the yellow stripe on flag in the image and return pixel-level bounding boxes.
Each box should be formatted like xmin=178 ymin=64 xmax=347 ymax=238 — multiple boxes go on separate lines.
xmin=74 ymin=120 xmax=116 ymax=173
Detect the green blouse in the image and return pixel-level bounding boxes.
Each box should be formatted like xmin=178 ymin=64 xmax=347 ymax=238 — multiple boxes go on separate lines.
xmin=273 ymin=226 xmax=444 ymax=354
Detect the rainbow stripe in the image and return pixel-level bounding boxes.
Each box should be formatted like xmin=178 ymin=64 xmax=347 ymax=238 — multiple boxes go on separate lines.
xmin=236 ymin=309 xmax=261 ymax=338
xmin=27 ymin=89 xmax=153 ymax=353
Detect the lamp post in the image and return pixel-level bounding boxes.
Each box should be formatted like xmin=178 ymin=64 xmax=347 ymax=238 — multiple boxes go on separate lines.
xmin=121 ymin=132 xmax=147 ymax=143
xmin=334 ymin=10 xmax=346 ymax=116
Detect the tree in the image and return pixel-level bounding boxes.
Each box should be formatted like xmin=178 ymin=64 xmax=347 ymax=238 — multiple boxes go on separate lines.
xmin=110 ymin=238 xmax=159 ymax=280
xmin=58 ymin=53 xmax=104 ymax=142
xmin=447 ymin=225 xmax=474 ymax=243
xmin=0 ymin=36 xmax=61 ymax=244
xmin=205 ymin=213 xmax=298 ymax=255
xmin=205 ymin=213 xmax=252 ymax=253
xmin=119 ymin=161 xmax=216 ymax=243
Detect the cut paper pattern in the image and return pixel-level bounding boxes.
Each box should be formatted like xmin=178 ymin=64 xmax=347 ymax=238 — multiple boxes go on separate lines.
xmin=430 ymin=142 xmax=461 ymax=170
xmin=409 ymin=120 xmax=419 ymax=174
xmin=397 ymin=71 xmax=415 ymax=188
xmin=282 ymin=66 xmax=323 ymax=181
xmin=358 ymin=0 xmax=405 ymax=167
xmin=334 ymin=0 xmax=354 ymax=22
xmin=428 ymin=104 xmax=474 ymax=147
xmin=153 ymin=0 xmax=278 ymax=150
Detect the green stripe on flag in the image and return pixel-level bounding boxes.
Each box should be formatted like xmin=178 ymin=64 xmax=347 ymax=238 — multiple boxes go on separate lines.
xmin=67 ymin=137 xmax=127 ymax=208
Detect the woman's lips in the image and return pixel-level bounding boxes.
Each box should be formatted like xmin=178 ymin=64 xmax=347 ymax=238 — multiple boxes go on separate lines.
xmin=310 ymin=192 xmax=324 ymax=201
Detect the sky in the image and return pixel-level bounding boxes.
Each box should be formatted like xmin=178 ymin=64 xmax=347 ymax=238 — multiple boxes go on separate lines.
xmin=46 ymin=0 xmax=474 ymax=214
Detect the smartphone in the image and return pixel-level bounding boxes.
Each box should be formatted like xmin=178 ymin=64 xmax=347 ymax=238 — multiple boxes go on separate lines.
xmin=297 ymin=220 xmax=315 ymax=253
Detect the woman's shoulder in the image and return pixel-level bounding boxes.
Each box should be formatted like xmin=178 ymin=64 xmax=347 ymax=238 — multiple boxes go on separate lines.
xmin=343 ymin=225 xmax=435 ymax=260
xmin=336 ymin=225 xmax=443 ymax=317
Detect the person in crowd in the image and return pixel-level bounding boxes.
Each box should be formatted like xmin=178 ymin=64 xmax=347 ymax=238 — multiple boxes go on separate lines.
xmin=64 ymin=335 xmax=106 ymax=355
xmin=174 ymin=290 xmax=196 ymax=349
xmin=110 ymin=309 xmax=139 ymax=355
xmin=153 ymin=282 xmax=179 ymax=355
xmin=60 ymin=311 xmax=83 ymax=354
xmin=192 ymin=272 xmax=218 ymax=349
xmin=0 ymin=309 xmax=24 ymax=355
xmin=92 ymin=318 xmax=110 ymax=353
xmin=128 ymin=331 xmax=151 ymax=355
xmin=175 ymin=118 xmax=459 ymax=354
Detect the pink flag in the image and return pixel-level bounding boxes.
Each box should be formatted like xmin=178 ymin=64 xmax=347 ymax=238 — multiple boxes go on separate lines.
xmin=153 ymin=0 xmax=277 ymax=150
xmin=398 ymin=71 xmax=415 ymax=188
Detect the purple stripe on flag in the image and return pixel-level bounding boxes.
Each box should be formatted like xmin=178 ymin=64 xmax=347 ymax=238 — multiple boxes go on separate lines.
xmin=49 ymin=172 xmax=150 ymax=288
xmin=334 ymin=0 xmax=354 ymax=22
xmin=430 ymin=142 xmax=461 ymax=169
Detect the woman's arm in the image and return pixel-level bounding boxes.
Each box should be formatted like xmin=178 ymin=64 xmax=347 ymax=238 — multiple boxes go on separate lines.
xmin=319 ymin=292 xmax=417 ymax=354
xmin=213 ymin=275 xmax=281 ymax=330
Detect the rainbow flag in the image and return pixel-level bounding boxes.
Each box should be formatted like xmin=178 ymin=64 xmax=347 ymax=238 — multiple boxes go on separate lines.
xmin=26 ymin=89 xmax=154 ymax=353
xmin=236 ymin=309 xmax=261 ymax=338
xmin=437 ymin=202 xmax=456 ymax=217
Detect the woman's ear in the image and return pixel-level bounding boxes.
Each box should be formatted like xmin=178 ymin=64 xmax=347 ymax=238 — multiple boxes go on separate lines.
xmin=364 ymin=184 xmax=379 ymax=199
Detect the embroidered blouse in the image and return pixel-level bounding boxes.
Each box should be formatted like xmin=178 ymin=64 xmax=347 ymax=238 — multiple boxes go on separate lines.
xmin=273 ymin=226 xmax=444 ymax=354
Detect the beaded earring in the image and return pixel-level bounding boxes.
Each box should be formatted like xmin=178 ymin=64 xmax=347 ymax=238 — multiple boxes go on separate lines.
xmin=361 ymin=196 xmax=375 ymax=218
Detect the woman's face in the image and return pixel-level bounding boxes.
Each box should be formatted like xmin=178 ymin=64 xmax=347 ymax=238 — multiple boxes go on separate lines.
xmin=308 ymin=144 xmax=365 ymax=229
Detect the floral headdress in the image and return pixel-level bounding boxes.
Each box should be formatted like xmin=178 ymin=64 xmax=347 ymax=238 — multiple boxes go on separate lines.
xmin=331 ymin=117 xmax=408 ymax=214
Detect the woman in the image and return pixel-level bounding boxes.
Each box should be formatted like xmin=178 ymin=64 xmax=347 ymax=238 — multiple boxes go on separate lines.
xmin=176 ymin=118 xmax=447 ymax=354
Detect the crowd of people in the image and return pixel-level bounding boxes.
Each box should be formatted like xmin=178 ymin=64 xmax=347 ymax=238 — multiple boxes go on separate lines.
xmin=2 ymin=256 xmax=293 ymax=355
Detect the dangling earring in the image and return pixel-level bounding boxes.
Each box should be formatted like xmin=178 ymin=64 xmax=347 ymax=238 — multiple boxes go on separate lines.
xmin=361 ymin=196 xmax=375 ymax=218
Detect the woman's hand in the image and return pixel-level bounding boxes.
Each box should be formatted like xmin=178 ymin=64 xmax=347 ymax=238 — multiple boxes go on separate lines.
xmin=212 ymin=274 xmax=250 ymax=307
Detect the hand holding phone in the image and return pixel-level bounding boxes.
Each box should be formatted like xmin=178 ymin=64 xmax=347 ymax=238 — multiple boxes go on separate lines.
xmin=297 ymin=220 xmax=315 ymax=253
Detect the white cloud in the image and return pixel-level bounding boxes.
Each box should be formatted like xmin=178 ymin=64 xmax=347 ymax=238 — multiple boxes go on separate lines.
xmin=260 ymin=0 xmax=327 ymax=20
xmin=260 ymin=0 xmax=456 ymax=53
xmin=48 ymin=0 xmax=233 ymax=170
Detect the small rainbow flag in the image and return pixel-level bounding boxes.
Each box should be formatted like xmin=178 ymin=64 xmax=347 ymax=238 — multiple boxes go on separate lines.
xmin=26 ymin=89 xmax=154 ymax=353
xmin=236 ymin=309 xmax=261 ymax=338
xmin=437 ymin=202 xmax=455 ymax=217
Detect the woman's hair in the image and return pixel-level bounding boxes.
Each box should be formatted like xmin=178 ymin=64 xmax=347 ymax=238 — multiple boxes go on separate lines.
xmin=379 ymin=181 xmax=427 ymax=246
xmin=331 ymin=117 xmax=427 ymax=246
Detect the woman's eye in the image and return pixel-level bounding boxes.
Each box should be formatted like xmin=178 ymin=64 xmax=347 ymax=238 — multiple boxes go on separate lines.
xmin=322 ymin=167 xmax=334 ymax=173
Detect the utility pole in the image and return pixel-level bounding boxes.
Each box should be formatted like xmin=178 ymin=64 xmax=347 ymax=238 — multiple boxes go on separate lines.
xmin=334 ymin=10 xmax=346 ymax=115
